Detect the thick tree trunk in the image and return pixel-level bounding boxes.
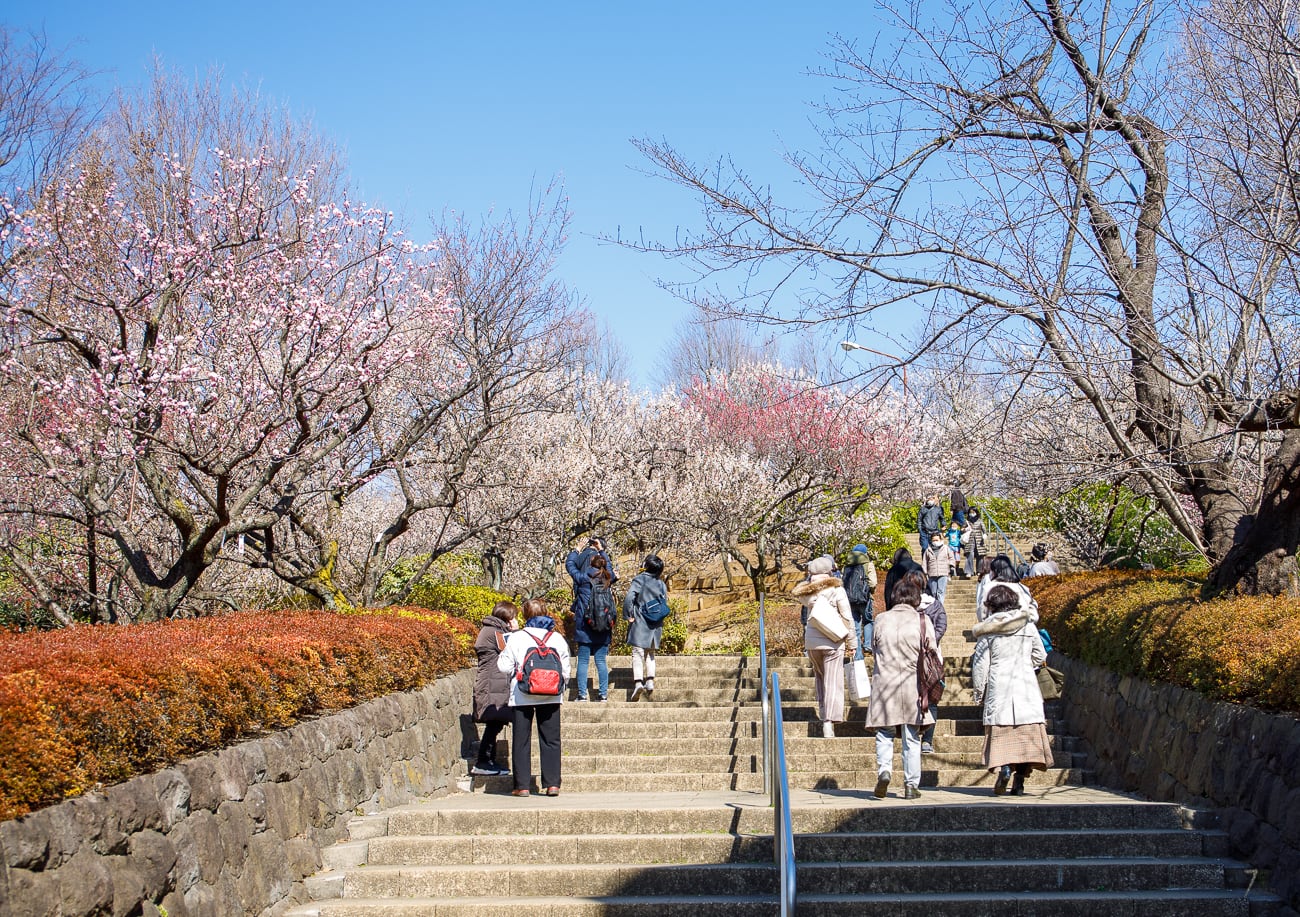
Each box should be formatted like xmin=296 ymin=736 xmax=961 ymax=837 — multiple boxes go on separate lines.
xmin=1208 ymin=428 xmax=1300 ymax=596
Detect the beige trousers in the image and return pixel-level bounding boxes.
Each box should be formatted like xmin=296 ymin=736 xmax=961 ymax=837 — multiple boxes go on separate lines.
xmin=808 ymin=644 xmax=847 ymax=722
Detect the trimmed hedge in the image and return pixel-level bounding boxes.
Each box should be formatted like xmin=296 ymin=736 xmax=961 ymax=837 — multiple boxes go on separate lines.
xmin=405 ymin=582 xmax=512 ymax=622
xmin=1034 ymin=572 xmax=1300 ymax=713
xmin=0 ymin=607 xmax=475 ymax=821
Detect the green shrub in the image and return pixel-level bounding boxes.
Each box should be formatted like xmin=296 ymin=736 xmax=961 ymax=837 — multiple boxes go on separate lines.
xmin=972 ymin=495 xmax=1055 ymax=532
xmin=1048 ymin=482 xmax=1205 ymax=572
xmin=378 ymin=552 xmax=484 ymax=599
xmin=405 ymin=581 xmax=512 ymax=623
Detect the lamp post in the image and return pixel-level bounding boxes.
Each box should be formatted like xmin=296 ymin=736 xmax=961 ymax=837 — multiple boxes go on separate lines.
xmin=840 ymin=340 xmax=908 ymax=401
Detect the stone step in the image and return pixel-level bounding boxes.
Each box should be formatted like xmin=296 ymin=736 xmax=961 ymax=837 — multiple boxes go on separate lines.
xmin=556 ymin=716 xmax=1066 ymax=739
xmin=378 ymin=800 xmax=1216 ymax=839
xmin=554 ymin=735 xmax=1080 ymax=756
xmin=791 ymin=889 xmax=1277 ymax=917
xmin=464 ymin=767 xmax=1089 ymax=794
xmin=294 ymin=888 xmax=1278 ymax=917
xmin=329 ymin=855 xmax=1237 ymax=899
xmin=565 ymin=685 xmax=980 ymax=705
xmin=543 ymin=749 xmax=1081 ymax=774
xmin=362 ymin=826 xmax=1215 ymax=867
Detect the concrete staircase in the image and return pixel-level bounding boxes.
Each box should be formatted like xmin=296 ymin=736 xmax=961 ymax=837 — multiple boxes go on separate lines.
xmin=287 ymin=562 xmax=1283 ymax=915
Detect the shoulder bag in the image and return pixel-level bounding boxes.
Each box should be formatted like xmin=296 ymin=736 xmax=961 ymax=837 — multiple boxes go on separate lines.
xmin=916 ymin=611 xmax=945 ymax=713
xmin=807 ymin=592 xmax=849 ymax=642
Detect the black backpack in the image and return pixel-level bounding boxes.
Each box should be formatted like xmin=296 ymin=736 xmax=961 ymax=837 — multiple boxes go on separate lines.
xmin=843 ymin=563 xmax=873 ymax=605
xmin=518 ymin=631 xmax=565 ymax=696
xmin=585 ymin=581 xmax=616 ymax=632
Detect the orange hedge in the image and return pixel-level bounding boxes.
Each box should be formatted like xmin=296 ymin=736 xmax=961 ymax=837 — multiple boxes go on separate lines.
xmin=0 ymin=608 xmax=475 ymax=821
xmin=1034 ymin=572 xmax=1300 ymax=713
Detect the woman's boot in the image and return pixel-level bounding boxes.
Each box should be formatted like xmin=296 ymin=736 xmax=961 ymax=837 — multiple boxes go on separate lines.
xmin=1010 ymin=763 xmax=1031 ymax=795
xmin=994 ymin=765 xmax=1012 ymax=795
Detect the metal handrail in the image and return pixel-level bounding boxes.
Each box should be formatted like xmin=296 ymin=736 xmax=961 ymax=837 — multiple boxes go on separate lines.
xmin=981 ymin=509 xmax=1028 ymax=569
xmin=758 ymin=593 xmax=771 ymax=798
xmin=770 ymin=671 xmax=797 ymax=917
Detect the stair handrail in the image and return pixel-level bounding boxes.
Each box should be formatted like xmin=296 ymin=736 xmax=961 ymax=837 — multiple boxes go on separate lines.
xmin=769 ymin=670 xmax=797 ymax=917
xmin=758 ymin=592 xmax=771 ymax=799
xmin=980 ymin=508 xmax=1028 ymax=569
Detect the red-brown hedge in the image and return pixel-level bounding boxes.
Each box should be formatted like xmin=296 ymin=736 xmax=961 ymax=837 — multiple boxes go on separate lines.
xmin=0 ymin=608 xmax=475 ymax=821
xmin=1034 ymin=571 xmax=1300 ymax=714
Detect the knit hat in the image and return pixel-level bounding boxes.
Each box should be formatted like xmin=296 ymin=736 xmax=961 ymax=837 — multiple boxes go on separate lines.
xmin=852 ymin=544 xmax=868 ymax=555
xmin=807 ymin=555 xmax=835 ymax=575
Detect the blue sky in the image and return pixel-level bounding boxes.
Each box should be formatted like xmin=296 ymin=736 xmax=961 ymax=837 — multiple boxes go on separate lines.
xmin=7 ymin=2 xmax=887 ymax=386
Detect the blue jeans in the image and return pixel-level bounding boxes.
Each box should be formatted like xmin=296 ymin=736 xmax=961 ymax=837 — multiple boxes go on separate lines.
xmin=575 ymin=642 xmax=609 ymax=699
xmin=928 ymin=575 xmax=948 ymax=604
xmin=877 ymin=724 xmax=922 ymax=788
xmin=851 ymin=603 xmax=874 ymax=660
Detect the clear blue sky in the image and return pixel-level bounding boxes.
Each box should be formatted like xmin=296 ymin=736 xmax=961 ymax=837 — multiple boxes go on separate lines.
xmin=7 ymin=2 xmax=886 ymax=386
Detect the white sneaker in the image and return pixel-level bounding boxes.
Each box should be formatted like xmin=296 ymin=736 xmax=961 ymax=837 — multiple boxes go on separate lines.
xmin=631 ymin=682 xmax=644 ymax=700
xmin=822 ymin=721 xmax=835 ymax=738
xmin=645 ymin=678 xmax=655 ymax=695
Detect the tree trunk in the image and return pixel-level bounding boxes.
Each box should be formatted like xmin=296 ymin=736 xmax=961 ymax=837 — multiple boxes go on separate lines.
xmin=1208 ymin=428 xmax=1300 ymax=596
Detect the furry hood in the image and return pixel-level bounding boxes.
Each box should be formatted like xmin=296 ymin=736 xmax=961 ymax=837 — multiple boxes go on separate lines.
xmin=973 ymin=608 xmax=1032 ymax=638
xmin=792 ymin=574 xmax=842 ymax=598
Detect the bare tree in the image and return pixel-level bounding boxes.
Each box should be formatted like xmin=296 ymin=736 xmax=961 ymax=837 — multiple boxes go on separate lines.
xmin=245 ymin=188 xmax=590 ymax=608
xmin=0 ymin=28 xmax=97 ymax=209
xmin=633 ymin=0 xmax=1300 ymax=594
xmin=653 ymin=308 xmax=777 ymax=390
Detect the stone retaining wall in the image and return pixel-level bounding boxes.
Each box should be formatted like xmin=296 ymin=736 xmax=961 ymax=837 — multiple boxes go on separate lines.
xmin=0 ymin=668 xmax=474 ymax=917
xmin=1054 ymin=652 xmax=1300 ymax=910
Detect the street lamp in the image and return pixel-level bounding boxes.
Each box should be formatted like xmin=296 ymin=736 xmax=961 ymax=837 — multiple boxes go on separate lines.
xmin=840 ymin=340 xmax=908 ymax=400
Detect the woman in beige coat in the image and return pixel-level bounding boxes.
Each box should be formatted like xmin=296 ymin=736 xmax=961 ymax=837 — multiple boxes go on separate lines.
xmin=793 ymin=555 xmax=856 ymax=737
xmin=863 ymin=575 xmax=938 ymax=799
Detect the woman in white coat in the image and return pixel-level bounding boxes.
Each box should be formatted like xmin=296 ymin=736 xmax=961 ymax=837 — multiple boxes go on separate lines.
xmin=793 ymin=555 xmax=856 ymax=738
xmin=971 ymin=584 xmax=1053 ymax=795
xmin=496 ymin=600 xmax=571 ymax=797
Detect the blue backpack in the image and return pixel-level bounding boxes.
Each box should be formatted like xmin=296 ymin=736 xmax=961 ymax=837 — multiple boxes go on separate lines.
xmin=641 ymin=593 xmax=671 ymax=624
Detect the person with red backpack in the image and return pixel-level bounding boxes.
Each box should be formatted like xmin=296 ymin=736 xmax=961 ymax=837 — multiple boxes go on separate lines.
xmin=496 ymin=600 xmax=571 ymax=797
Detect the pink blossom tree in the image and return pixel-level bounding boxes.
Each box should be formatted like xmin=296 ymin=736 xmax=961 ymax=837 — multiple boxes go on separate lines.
xmin=0 ymin=147 xmax=451 ymax=621
xmin=676 ymin=362 xmax=915 ymax=598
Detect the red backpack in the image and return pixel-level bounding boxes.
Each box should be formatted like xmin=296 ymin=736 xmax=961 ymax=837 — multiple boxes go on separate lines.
xmin=517 ymin=631 xmax=565 ymax=696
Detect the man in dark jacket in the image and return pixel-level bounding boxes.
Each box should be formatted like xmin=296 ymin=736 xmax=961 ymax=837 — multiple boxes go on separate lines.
xmin=950 ymin=486 xmax=969 ymax=525
xmin=841 ymin=544 xmax=878 ymax=657
xmin=918 ymin=496 xmax=945 ymax=547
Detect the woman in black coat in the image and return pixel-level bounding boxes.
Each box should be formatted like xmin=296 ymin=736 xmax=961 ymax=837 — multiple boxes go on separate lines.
xmin=471 ymin=601 xmax=518 ymax=776
xmin=883 ymin=547 xmax=924 ymax=609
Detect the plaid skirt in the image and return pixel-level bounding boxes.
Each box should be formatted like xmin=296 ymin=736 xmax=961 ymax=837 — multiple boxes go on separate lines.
xmin=983 ymin=723 xmax=1053 ymax=771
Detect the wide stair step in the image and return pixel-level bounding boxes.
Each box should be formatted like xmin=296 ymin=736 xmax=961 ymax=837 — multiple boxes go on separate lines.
xmin=290 ymin=794 xmax=1280 ymax=916
xmin=289 ymin=637 xmax=1283 ymax=916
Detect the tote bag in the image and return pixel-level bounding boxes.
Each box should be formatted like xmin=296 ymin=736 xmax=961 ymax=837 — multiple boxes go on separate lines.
xmin=807 ymin=592 xmax=849 ymax=642
xmin=845 ymin=657 xmax=871 ymax=700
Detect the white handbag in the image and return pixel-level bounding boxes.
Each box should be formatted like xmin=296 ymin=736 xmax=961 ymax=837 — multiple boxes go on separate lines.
xmin=845 ymin=657 xmax=871 ymax=699
xmin=807 ymin=593 xmax=849 ymax=641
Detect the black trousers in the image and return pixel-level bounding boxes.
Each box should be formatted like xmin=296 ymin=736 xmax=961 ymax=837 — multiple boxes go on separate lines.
xmin=511 ymin=703 xmax=562 ymax=790
xmin=476 ymin=720 xmax=506 ymax=765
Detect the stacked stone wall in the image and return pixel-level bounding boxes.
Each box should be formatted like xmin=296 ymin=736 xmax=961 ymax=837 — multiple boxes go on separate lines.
xmin=0 ymin=669 xmax=473 ymax=917
xmin=1054 ymin=652 xmax=1300 ymax=910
